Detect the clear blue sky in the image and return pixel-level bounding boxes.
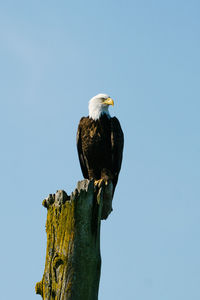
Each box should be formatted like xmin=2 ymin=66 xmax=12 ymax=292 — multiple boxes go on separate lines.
xmin=0 ymin=1 xmax=200 ymax=299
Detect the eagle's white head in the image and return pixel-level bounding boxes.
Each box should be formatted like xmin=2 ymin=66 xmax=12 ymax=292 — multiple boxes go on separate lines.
xmin=89 ymin=93 xmax=114 ymax=120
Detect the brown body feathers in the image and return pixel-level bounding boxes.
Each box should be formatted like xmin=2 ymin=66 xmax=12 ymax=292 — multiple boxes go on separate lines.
xmin=76 ymin=114 xmax=124 ymax=193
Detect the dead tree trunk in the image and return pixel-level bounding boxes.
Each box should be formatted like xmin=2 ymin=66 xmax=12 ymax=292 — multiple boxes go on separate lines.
xmin=35 ymin=179 xmax=113 ymax=300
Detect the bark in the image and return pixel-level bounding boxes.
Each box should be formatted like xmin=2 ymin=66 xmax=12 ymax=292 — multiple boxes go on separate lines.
xmin=35 ymin=179 xmax=113 ymax=300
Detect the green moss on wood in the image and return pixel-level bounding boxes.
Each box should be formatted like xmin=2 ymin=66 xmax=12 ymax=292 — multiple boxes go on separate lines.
xmin=35 ymin=180 xmax=110 ymax=300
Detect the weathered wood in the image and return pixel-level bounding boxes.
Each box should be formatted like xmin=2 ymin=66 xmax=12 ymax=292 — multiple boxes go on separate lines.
xmin=35 ymin=179 xmax=113 ymax=300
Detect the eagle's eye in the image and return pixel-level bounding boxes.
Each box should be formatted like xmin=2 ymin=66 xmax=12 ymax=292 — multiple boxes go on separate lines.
xmin=101 ymin=98 xmax=107 ymax=105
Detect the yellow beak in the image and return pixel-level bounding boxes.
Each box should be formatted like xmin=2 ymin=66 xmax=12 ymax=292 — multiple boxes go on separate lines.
xmin=103 ymin=97 xmax=114 ymax=106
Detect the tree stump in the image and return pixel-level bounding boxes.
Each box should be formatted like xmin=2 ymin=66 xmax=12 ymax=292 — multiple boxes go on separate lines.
xmin=35 ymin=179 xmax=113 ymax=300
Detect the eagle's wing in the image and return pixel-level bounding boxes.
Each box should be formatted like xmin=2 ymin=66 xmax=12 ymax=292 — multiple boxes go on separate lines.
xmin=76 ymin=118 xmax=89 ymax=179
xmin=111 ymin=117 xmax=124 ymax=187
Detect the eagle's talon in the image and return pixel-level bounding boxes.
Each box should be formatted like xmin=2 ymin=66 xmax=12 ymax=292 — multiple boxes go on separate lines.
xmin=94 ymin=179 xmax=104 ymax=188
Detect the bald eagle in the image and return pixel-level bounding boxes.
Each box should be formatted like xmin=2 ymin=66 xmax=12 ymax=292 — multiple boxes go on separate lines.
xmin=76 ymin=94 xmax=124 ymax=195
